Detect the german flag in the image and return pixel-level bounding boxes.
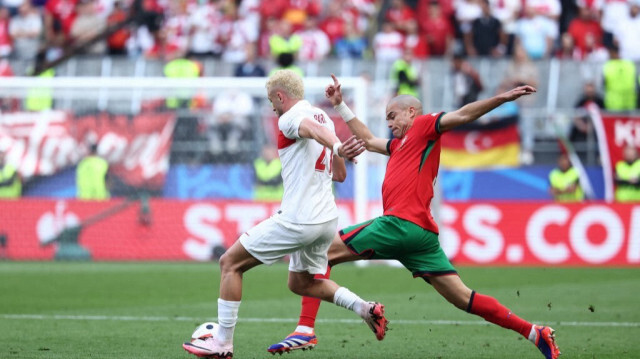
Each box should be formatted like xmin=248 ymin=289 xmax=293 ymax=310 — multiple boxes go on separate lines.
xmin=440 ymin=116 xmax=520 ymax=168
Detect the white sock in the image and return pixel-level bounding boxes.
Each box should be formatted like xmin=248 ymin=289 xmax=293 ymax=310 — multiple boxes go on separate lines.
xmin=333 ymin=287 xmax=366 ymax=317
xmin=528 ymin=325 xmax=538 ymax=343
xmin=216 ymin=298 xmax=241 ymax=344
xmin=295 ymin=325 xmax=314 ymax=334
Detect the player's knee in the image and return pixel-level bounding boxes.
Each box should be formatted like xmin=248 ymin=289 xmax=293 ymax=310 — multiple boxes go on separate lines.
xmin=218 ymin=252 xmax=239 ymax=274
xmin=287 ymin=279 xmax=304 ymax=296
xmin=287 ymin=276 xmax=311 ymax=296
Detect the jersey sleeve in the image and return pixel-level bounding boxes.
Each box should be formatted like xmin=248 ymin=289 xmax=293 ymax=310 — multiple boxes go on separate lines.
xmin=387 ymin=138 xmax=400 ymax=154
xmin=414 ymin=112 xmax=445 ymax=139
xmin=279 ymin=113 xmax=304 ymax=139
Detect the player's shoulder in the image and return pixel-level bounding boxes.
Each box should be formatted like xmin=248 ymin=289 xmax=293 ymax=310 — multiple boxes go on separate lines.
xmin=413 ymin=111 xmax=444 ymax=132
xmin=417 ymin=112 xmax=444 ymax=122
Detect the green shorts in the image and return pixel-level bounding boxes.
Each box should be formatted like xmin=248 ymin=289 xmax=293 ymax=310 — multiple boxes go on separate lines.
xmin=339 ymin=215 xmax=457 ymax=282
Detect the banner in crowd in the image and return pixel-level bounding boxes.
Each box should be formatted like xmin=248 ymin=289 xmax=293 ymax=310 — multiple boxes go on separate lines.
xmin=440 ymin=116 xmax=520 ymax=168
xmin=1 ymin=199 xmax=637 ymax=266
xmin=0 ymin=111 xmax=175 ymax=189
xmin=590 ymin=107 xmax=640 ymax=201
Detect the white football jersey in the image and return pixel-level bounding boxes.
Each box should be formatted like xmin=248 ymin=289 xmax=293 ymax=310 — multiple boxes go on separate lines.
xmin=277 ymin=100 xmax=338 ymax=224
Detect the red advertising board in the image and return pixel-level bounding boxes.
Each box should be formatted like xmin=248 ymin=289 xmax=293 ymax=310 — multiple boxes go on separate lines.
xmin=0 ymin=199 xmax=638 ymax=266
xmin=0 ymin=111 xmax=175 ymax=189
xmin=590 ymin=107 xmax=640 ymax=201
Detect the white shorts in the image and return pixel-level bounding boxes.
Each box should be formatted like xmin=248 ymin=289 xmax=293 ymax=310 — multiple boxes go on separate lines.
xmin=239 ymin=213 xmax=338 ymax=275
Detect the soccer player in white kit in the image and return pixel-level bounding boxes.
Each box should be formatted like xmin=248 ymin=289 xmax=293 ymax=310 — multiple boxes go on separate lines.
xmin=183 ymin=70 xmax=389 ymax=359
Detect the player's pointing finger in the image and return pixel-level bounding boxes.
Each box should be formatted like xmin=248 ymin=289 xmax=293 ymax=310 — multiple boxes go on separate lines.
xmin=331 ymin=74 xmax=339 ymax=86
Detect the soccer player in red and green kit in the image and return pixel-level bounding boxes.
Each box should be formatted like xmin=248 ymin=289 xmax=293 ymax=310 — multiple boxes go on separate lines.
xmin=267 ymin=75 xmax=561 ymax=359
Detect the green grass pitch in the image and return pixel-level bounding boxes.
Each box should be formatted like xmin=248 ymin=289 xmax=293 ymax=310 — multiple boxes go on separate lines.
xmin=0 ymin=262 xmax=638 ymax=358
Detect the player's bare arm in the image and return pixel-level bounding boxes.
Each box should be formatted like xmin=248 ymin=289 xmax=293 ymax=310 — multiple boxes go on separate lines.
xmin=439 ymin=85 xmax=536 ymax=133
xmin=332 ymin=136 xmax=363 ymax=182
xmin=326 ymin=74 xmax=389 ymax=155
xmin=297 ymin=118 xmax=365 ymax=163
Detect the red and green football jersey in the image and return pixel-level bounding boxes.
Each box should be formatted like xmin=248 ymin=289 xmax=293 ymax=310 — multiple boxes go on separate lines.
xmin=382 ymin=112 xmax=444 ymax=233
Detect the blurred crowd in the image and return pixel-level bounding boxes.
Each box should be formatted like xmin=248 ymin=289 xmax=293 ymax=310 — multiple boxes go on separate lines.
xmin=0 ymin=0 xmax=639 ymax=65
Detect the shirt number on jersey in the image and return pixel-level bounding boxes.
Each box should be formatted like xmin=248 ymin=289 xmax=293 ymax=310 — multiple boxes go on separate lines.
xmin=315 ymin=149 xmax=333 ymax=174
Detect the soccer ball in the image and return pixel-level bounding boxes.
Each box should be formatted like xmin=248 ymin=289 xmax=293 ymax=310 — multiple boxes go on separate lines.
xmin=190 ymin=322 xmax=219 ymax=342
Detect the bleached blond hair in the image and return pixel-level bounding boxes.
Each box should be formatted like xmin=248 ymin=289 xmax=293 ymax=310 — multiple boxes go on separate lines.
xmin=265 ymin=69 xmax=305 ymax=100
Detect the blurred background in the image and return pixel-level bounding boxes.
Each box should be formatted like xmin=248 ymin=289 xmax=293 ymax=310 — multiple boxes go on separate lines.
xmin=0 ymin=0 xmax=639 ymax=266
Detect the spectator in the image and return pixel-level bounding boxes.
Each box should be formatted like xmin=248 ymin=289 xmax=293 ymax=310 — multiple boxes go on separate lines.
xmin=2 ymin=0 xmax=22 ymax=17
xmin=219 ymin=4 xmax=259 ymax=64
xmin=9 ymin=2 xmax=42 ymax=61
xmin=0 ymin=56 xmax=19 ymax=112
xmin=372 ymin=21 xmax=404 ymax=63
xmin=0 ymin=6 xmax=11 ymax=58
xmin=130 ymin=0 xmax=164 ymax=57
xmin=295 ymin=17 xmax=330 ymax=75
xmin=456 ymin=0 xmax=482 ymax=31
xmin=390 ymin=47 xmax=420 ymax=97
xmin=269 ymin=51 xmax=303 ymax=77
xmin=0 ymin=54 xmax=10 ymax=76
xmin=582 ymin=32 xmax=609 ymax=62
xmin=93 ymin=0 xmax=114 ymax=19
xmin=163 ymin=0 xmax=190 ymax=57
xmin=515 ymin=6 xmax=558 ymax=59
xmin=106 ymin=0 xmax=130 ymax=55
xmin=0 ymin=149 xmax=20 ymax=199
xmin=186 ymin=0 xmax=222 ymax=58
xmin=385 ymin=0 xmax=416 ymax=34
xmin=253 ymin=144 xmax=284 ymax=201
xmin=489 ymin=0 xmax=520 ymax=55
xmin=208 ymin=89 xmax=254 ymax=161
xmin=268 ymin=19 xmax=302 ymax=59
xmin=418 ymin=1 xmax=453 ymax=56
xmin=404 ymin=19 xmax=429 ymax=59
xmin=163 ymin=56 xmax=201 ymax=109
xmin=504 ymin=43 xmax=539 ymax=164
xmin=570 ymin=82 xmax=604 ymax=143
xmin=259 ymin=0 xmax=321 ymax=31
xmin=527 ymin=0 xmax=562 ymax=21
xmin=145 ymin=27 xmax=184 ymax=60
xmin=567 ymin=6 xmax=602 ymax=57
xmin=76 ymin=143 xmax=110 ymax=200
xmin=451 ymin=53 xmax=483 ymax=107
xmin=615 ymin=145 xmax=640 ymax=202
xmin=334 ymin=20 xmax=367 ymax=58
xmin=283 ymin=0 xmax=322 ymax=31
xmin=258 ymin=16 xmax=278 ymax=58
xmin=601 ymin=0 xmax=630 ymax=48
xmin=549 ymin=153 xmax=584 ymax=202
xmin=613 ymin=1 xmax=640 ymax=61
xmin=44 ymin=0 xmax=78 ymax=54
xmin=24 ymin=68 xmax=55 ymax=112
xmin=70 ymin=0 xmax=107 ymax=55
xmin=234 ymin=43 xmax=266 ymax=77
xmin=319 ymin=0 xmax=346 ymax=47
xmin=417 ymin=0 xmax=455 ymax=20
xmin=464 ymin=0 xmax=504 ymax=57
xmin=602 ymin=44 xmax=638 ymax=112
xmin=344 ymin=0 xmax=376 ymax=35
xmin=555 ymin=32 xmax=581 ymax=60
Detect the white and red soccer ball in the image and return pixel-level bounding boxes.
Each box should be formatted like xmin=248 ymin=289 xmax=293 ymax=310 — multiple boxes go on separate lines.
xmin=190 ymin=322 xmax=219 ymax=342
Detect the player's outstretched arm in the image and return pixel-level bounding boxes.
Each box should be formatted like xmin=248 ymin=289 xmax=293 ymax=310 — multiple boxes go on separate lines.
xmin=326 ymin=74 xmax=389 ymax=155
xmin=439 ymin=85 xmax=536 ymax=133
xmin=298 ymin=119 xmax=365 ymax=163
